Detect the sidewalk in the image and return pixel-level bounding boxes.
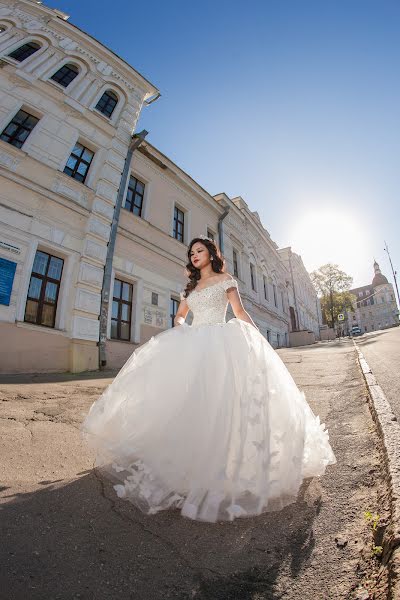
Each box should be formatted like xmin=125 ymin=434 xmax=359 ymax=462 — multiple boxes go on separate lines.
xmin=0 ymin=341 xmax=389 ymax=599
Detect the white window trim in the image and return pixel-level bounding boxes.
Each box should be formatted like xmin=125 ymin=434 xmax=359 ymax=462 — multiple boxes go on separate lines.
xmin=44 ymin=58 xmax=87 ymax=94
xmin=171 ymin=202 xmax=190 ymax=244
xmin=60 ymin=137 xmax=98 ymax=189
xmin=17 ymin=238 xmax=78 ymax=333
xmin=2 ymin=35 xmax=48 ymax=68
xmin=122 ymin=170 xmax=151 ymax=220
xmin=108 ymin=270 xmax=141 ymax=343
xmin=90 ymin=84 xmax=126 ymax=125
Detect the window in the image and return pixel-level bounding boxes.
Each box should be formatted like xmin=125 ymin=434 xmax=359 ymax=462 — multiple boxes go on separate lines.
xmin=8 ymin=41 xmax=41 ymax=62
xmin=50 ymin=63 xmax=79 ymax=88
xmin=95 ymin=90 xmax=118 ymax=118
xmin=267 ymin=330 xmax=271 ymax=343
xmin=63 ymin=142 xmax=94 ymax=184
xmin=277 ymin=333 xmax=281 ymax=347
xmin=233 ymin=249 xmax=239 ymax=278
xmin=0 ymin=109 xmax=39 ymax=149
xmin=170 ymin=297 xmax=179 ymax=327
xmin=24 ymin=250 xmax=63 ymax=328
xmin=0 ymin=26 xmax=6 ymax=34
xmin=173 ymin=206 xmax=185 ymax=242
xmin=207 ymin=229 xmax=215 ymax=241
xmin=250 ymin=264 xmax=256 ymax=291
xmin=151 ymin=292 xmax=158 ymax=306
xmin=263 ymin=276 xmax=269 ymax=301
xmin=285 ymin=332 xmax=288 ymax=347
xmin=125 ymin=175 xmax=145 ymax=216
xmin=281 ymin=291 xmax=285 ymax=311
xmin=273 ymin=283 xmax=278 ymax=307
xmin=111 ymin=279 xmax=132 ymax=341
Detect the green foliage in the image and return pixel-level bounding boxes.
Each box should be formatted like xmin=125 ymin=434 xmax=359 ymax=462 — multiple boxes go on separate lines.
xmin=310 ymin=264 xmax=354 ymax=328
xmin=364 ymin=511 xmax=380 ymax=530
xmin=372 ymin=545 xmax=383 ymax=556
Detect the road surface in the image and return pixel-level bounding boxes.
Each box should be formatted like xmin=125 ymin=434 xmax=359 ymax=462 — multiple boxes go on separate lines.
xmin=0 ymin=340 xmax=388 ymax=599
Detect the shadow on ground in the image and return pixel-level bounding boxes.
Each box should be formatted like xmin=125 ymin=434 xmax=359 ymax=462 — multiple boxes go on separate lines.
xmin=0 ymin=370 xmax=118 ymax=386
xmin=1 ymin=472 xmax=320 ymax=600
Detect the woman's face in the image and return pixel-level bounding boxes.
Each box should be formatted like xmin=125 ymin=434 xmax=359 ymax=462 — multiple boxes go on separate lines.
xmin=189 ymin=242 xmax=211 ymax=269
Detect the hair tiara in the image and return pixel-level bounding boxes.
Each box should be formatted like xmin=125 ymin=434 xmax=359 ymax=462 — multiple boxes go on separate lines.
xmin=199 ymin=234 xmax=214 ymax=242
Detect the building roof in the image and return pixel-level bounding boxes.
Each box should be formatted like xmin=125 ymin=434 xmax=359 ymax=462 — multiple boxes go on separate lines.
xmin=372 ymin=261 xmax=389 ymax=287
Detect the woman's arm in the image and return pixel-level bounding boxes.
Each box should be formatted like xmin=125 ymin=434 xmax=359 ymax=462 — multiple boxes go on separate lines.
xmin=226 ymin=282 xmax=259 ymax=331
xmin=174 ymin=297 xmax=190 ymax=326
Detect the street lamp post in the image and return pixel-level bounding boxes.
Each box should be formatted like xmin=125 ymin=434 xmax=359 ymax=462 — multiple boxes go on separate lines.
xmin=384 ymin=240 xmax=400 ymax=307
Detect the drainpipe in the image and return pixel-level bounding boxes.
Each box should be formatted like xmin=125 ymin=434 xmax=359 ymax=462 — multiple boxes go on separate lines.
xmin=218 ymin=207 xmax=230 ymax=254
xmin=288 ymin=248 xmax=300 ymax=330
xmin=98 ymin=130 xmax=148 ymax=369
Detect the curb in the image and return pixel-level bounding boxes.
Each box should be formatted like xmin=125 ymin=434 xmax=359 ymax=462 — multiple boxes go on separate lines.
xmin=353 ymin=340 xmax=400 ymax=598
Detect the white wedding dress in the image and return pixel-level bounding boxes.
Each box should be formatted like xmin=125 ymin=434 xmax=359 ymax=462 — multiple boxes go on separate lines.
xmin=82 ymin=278 xmax=336 ymax=522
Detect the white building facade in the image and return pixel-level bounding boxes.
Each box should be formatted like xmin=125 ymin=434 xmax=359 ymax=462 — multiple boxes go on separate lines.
xmin=346 ymin=261 xmax=399 ymax=334
xmin=0 ymin=0 xmax=158 ymax=372
xmin=277 ymin=246 xmax=320 ymax=339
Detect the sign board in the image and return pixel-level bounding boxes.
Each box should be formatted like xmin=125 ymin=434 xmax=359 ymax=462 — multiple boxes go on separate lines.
xmin=0 ymin=257 xmax=17 ymax=306
xmin=0 ymin=241 xmax=21 ymax=255
xmin=338 ymin=313 xmax=345 ymax=321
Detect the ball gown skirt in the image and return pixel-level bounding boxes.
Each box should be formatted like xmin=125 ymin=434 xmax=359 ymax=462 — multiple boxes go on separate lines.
xmin=81 ymin=278 xmax=336 ymax=523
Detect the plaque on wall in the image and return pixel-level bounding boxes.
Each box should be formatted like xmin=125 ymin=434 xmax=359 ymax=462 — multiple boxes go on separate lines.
xmin=0 ymin=257 xmax=17 ymax=306
xmin=144 ymin=308 xmax=153 ymax=324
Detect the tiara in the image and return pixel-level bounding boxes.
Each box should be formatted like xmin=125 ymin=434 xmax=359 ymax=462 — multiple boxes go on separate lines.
xmin=199 ymin=234 xmax=213 ymax=241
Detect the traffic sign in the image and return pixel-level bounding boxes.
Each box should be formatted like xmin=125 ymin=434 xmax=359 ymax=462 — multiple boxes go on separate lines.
xmin=338 ymin=313 xmax=345 ymax=321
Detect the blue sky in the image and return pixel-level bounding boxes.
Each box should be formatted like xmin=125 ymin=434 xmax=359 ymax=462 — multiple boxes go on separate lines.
xmin=50 ymin=0 xmax=400 ymax=290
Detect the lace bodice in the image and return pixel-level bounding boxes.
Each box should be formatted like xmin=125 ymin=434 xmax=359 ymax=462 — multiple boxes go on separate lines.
xmin=180 ymin=278 xmax=238 ymax=327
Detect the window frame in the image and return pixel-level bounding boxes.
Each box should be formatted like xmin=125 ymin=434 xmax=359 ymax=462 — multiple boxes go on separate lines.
xmin=170 ymin=296 xmax=180 ymax=327
xmin=250 ymin=263 xmax=256 ymax=291
xmin=111 ymin=278 xmax=133 ymax=341
xmin=173 ymin=206 xmax=185 ymax=243
xmin=24 ymin=250 xmax=64 ymax=329
xmin=233 ymin=249 xmax=239 ymax=278
xmin=273 ymin=283 xmax=278 ymax=307
xmin=7 ymin=41 xmax=41 ymax=62
xmin=50 ymin=63 xmax=80 ymax=88
xmin=63 ymin=141 xmax=94 ymax=185
xmin=95 ymin=90 xmax=119 ymax=118
xmin=124 ymin=174 xmax=145 ymax=217
xmin=263 ymin=275 xmax=269 ymax=301
xmin=0 ymin=108 xmax=39 ymax=149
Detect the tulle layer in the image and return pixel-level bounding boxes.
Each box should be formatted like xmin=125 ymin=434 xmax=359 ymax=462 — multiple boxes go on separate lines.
xmin=82 ymin=319 xmax=336 ymax=522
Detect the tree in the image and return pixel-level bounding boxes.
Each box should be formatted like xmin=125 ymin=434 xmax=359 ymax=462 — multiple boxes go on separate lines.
xmin=310 ymin=264 xmax=354 ymax=329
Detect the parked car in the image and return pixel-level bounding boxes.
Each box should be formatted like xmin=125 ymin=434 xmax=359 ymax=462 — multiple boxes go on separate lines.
xmin=350 ymin=325 xmax=362 ymax=336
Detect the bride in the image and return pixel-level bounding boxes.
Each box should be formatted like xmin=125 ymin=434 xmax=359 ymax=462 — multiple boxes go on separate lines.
xmin=81 ymin=236 xmax=336 ymax=522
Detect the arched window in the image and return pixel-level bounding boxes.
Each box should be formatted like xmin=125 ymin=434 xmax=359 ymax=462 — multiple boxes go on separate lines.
xmin=0 ymin=26 xmax=7 ymax=34
xmin=95 ymin=90 xmax=118 ymax=118
xmin=50 ymin=63 xmax=79 ymax=88
xmin=7 ymin=41 xmax=41 ymax=62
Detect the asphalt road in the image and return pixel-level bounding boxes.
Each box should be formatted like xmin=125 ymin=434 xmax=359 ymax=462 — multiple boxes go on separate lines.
xmin=0 ymin=341 xmax=388 ymax=600
xmin=356 ymin=327 xmax=400 ymax=422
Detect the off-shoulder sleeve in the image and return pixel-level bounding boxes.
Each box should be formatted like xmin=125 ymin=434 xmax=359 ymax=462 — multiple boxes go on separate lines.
xmin=222 ymin=278 xmax=238 ymax=292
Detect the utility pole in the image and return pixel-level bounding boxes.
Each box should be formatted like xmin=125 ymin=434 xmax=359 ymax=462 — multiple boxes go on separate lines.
xmin=384 ymin=240 xmax=400 ymax=307
xmin=98 ymin=130 xmax=148 ymax=369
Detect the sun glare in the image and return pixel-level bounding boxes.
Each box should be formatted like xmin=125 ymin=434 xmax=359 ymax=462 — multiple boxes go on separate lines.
xmin=288 ymin=210 xmax=368 ymax=276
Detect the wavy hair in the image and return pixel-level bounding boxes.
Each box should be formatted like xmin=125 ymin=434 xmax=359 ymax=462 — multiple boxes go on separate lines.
xmin=182 ymin=237 xmax=226 ymax=298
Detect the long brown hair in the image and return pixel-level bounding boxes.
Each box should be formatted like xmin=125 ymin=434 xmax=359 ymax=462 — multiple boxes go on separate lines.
xmin=182 ymin=237 xmax=226 ymax=298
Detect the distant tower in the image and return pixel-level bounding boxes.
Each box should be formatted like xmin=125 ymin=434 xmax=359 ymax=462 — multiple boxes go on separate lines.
xmin=347 ymin=261 xmax=399 ymax=334
xmin=372 ymin=261 xmax=389 ymax=287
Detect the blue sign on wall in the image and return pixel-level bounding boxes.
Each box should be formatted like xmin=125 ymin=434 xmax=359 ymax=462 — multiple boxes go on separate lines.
xmin=0 ymin=257 xmax=17 ymax=306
